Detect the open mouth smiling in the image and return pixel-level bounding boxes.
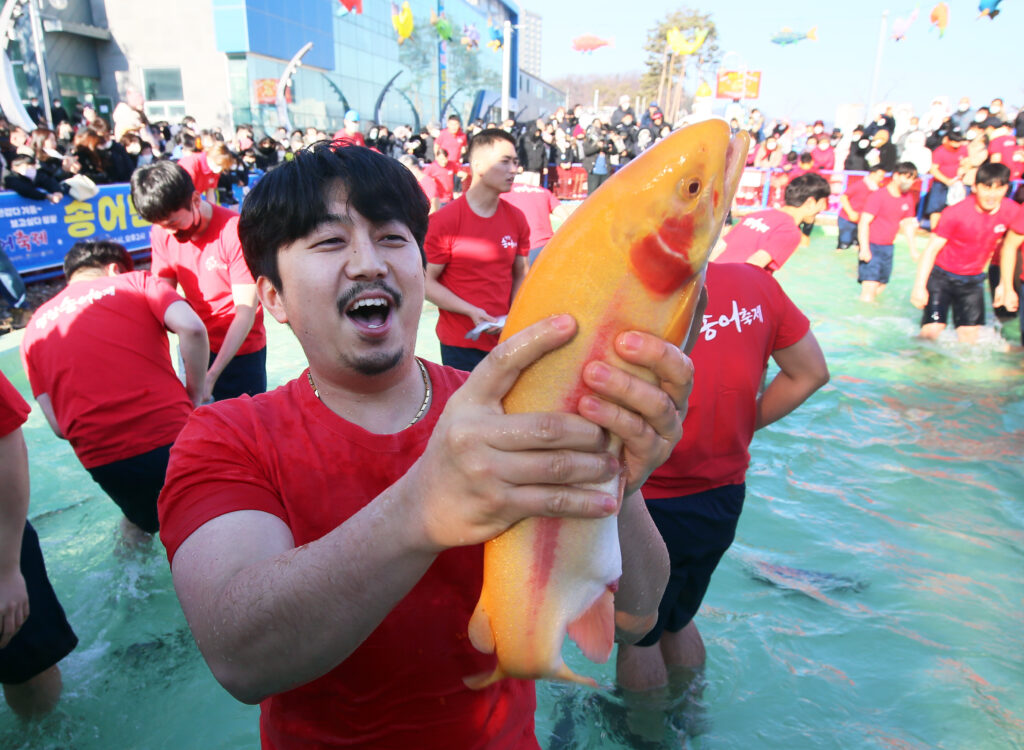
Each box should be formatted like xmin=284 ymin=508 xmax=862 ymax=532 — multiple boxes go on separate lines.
xmin=346 ymin=296 xmax=392 ymax=331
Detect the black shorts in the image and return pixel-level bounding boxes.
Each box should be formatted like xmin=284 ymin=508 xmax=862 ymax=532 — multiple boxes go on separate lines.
xmin=921 ymin=266 xmax=986 ymax=328
xmin=439 ymin=344 xmax=489 ymax=372
xmin=211 ymin=346 xmax=267 ymax=402
xmin=0 ymin=522 xmax=77 ymax=684
xmin=636 ymin=484 xmax=745 ymax=647
xmin=85 ymin=443 xmax=173 ymax=533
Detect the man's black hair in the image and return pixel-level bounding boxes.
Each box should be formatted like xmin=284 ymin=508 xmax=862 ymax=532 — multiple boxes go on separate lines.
xmin=9 ymin=154 xmax=33 ymax=169
xmin=129 ymin=160 xmax=195 ymax=222
xmin=868 ymin=164 xmax=887 ymax=174
xmin=467 ymin=127 xmax=516 ymax=162
xmin=237 ymin=142 xmax=429 ymax=291
xmin=976 ymin=161 xmax=1011 ymax=187
xmin=784 ymin=173 xmax=830 ymax=207
xmin=893 ymin=162 xmax=918 ymax=177
xmin=63 ymin=240 xmax=133 ymax=279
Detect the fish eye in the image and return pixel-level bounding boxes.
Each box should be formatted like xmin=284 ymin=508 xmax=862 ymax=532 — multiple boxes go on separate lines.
xmin=685 ymin=179 xmax=702 ymax=196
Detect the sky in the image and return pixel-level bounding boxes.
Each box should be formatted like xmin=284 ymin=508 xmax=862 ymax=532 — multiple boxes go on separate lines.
xmin=524 ymin=0 xmax=1019 ymax=124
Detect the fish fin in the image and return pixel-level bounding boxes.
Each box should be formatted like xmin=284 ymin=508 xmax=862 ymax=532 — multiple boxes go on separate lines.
xmin=807 ymin=26 xmax=818 ymax=41
xmin=467 ymin=601 xmax=496 ymax=654
xmin=464 ymin=666 xmax=504 ymax=690
xmin=567 ymin=586 xmax=616 ymax=664
xmin=553 ymin=662 xmax=599 ymax=688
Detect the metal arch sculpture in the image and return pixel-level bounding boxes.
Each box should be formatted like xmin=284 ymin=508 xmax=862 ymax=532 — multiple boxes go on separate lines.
xmin=320 ymin=73 xmax=351 ymax=115
xmin=276 ymin=41 xmax=314 ymax=132
xmin=373 ymin=71 xmax=402 ymax=125
xmin=439 ymin=86 xmax=463 ymax=122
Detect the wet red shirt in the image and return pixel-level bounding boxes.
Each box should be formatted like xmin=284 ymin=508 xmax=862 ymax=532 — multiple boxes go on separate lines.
xmin=20 ymin=272 xmax=193 ymax=468
xmin=838 ymin=178 xmax=875 ymax=222
xmin=863 ymin=187 xmax=914 ymax=245
xmin=934 ymin=196 xmax=1018 ymax=274
xmin=158 ymin=364 xmax=539 ymax=750
xmin=150 ymin=204 xmax=266 ymax=355
xmin=643 ymin=263 xmax=810 ymax=497
xmin=716 ymin=208 xmax=802 ymax=273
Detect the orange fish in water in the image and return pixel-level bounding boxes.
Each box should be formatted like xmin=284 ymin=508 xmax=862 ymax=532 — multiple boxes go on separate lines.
xmin=465 ymin=119 xmax=749 ymax=688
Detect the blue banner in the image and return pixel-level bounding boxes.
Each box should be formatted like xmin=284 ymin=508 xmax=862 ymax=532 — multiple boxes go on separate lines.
xmin=0 ymin=183 xmax=152 ymax=275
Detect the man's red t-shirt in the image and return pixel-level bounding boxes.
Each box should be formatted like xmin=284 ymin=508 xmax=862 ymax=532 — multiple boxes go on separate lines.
xmin=158 ymin=364 xmax=538 ymax=750
xmin=177 ymin=152 xmax=219 ymax=194
xmin=931 ymin=143 xmax=965 ymax=180
xmin=423 ymin=162 xmax=454 ymax=204
xmin=715 ymin=208 xmax=802 ymax=273
xmin=0 ymin=372 xmax=30 ymax=438
xmin=1010 ymin=202 xmax=1024 ymax=281
xmin=20 ymin=272 xmax=193 ymax=468
xmin=863 ymin=187 xmax=915 ymax=245
xmin=424 ymin=197 xmax=530 ymax=351
xmin=150 ymin=204 xmax=266 ymax=355
xmin=436 ymin=129 xmax=468 ymax=167
xmin=644 ymin=263 xmax=810 ymax=498
xmin=499 ymin=184 xmax=561 ymax=249
xmin=417 ymin=173 xmax=438 ymax=203
xmin=838 ymin=178 xmax=875 ymax=222
xmin=934 ymin=196 xmax=1018 ymax=275
xmin=988 ymin=134 xmax=1024 ymax=181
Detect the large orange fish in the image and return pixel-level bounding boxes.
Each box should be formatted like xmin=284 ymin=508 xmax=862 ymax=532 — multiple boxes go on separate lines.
xmin=466 ymin=119 xmax=749 ymax=688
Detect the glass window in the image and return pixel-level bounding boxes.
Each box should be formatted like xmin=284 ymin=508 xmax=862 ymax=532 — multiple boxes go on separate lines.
xmin=142 ymin=68 xmax=184 ymax=102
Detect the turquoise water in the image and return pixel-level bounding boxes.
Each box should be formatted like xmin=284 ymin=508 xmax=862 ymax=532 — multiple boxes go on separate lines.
xmin=2 ymin=228 xmax=1023 ymax=749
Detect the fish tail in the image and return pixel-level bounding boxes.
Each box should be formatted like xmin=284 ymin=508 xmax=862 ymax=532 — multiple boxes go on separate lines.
xmin=807 ymin=26 xmax=818 ymax=41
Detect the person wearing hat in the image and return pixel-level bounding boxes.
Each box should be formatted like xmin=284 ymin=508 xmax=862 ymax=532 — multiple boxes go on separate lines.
xmin=332 ymin=110 xmax=366 ymax=148
xmin=640 ymin=102 xmax=663 ymax=130
xmin=924 ymin=129 xmax=967 ymax=232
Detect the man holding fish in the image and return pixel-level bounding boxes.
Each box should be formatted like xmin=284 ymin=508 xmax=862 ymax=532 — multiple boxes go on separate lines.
xmin=157 ymin=143 xmax=694 ymax=748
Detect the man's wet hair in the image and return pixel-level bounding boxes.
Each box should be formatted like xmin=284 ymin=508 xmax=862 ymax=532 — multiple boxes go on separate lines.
xmin=467 ymin=127 xmax=516 ymax=161
xmin=63 ymin=240 xmax=133 ymax=279
xmin=975 ymin=161 xmax=1010 ymax=187
xmin=130 ymin=160 xmax=196 ymax=222
xmin=238 ymin=142 xmax=429 ymax=291
xmin=784 ymin=173 xmax=831 ymax=207
xmin=893 ymin=162 xmax=919 ymax=178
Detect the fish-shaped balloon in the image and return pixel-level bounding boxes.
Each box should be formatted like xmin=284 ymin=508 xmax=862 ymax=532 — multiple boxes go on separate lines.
xmin=391 ymin=1 xmax=413 ymax=44
xmin=930 ymin=2 xmax=949 ymax=36
xmin=571 ymin=34 xmax=612 ymax=53
xmin=892 ymin=6 xmax=919 ymax=40
xmin=465 ymin=119 xmax=750 ymax=688
xmin=770 ymin=26 xmax=817 ymax=45
xmin=978 ymin=0 xmax=1003 ymax=18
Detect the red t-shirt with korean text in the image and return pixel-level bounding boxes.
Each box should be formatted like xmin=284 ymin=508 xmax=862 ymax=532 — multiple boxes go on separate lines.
xmin=934 ymin=196 xmax=1018 ymax=275
xmin=150 ymin=204 xmax=266 ymax=355
xmin=20 ymin=272 xmax=193 ymax=468
xmin=424 ymin=197 xmax=530 ymax=351
xmin=158 ymin=364 xmax=538 ymax=750
xmin=644 ymin=263 xmax=810 ymax=497
xmin=715 ymin=208 xmax=802 ymax=273
xmin=863 ymin=187 xmax=915 ymax=245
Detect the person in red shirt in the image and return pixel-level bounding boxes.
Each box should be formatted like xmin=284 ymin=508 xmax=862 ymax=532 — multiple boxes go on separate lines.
xmin=836 ymin=165 xmax=886 ymax=250
xmin=424 ymin=129 xmax=531 ymax=371
xmin=159 ymin=142 xmax=692 ymax=749
xmin=857 ymin=162 xmax=919 ymax=302
xmin=912 ymin=162 xmax=1014 ymax=343
xmin=177 ymin=143 xmax=234 ymax=204
xmin=985 ymin=121 xmax=1024 ymax=182
xmin=331 ymin=110 xmax=366 ymax=148
xmin=711 ymin=173 xmax=831 ymax=274
xmin=616 ymin=262 xmax=829 ymax=692
xmin=131 ymin=160 xmax=267 ymax=401
xmin=924 ymin=130 xmax=966 ymax=231
xmin=435 ymin=114 xmax=469 ymax=194
xmin=993 ymin=199 xmax=1024 ymax=344
xmin=0 ymin=372 xmax=78 ymax=718
xmin=423 ymin=144 xmax=455 ymax=205
xmin=810 ymin=136 xmax=835 ymax=172
xmin=20 ymin=241 xmax=208 ymax=540
xmin=499 ymin=182 xmax=570 ymax=263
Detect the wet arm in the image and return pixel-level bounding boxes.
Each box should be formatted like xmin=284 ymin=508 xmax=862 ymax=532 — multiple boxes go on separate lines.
xmin=164 ymin=300 xmax=210 ymax=407
xmin=755 ymin=331 xmax=829 ymax=429
xmin=994 ymin=231 xmax=1023 ymax=312
xmin=206 ymin=284 xmax=257 ymax=399
xmin=613 ymin=489 xmax=669 ymax=643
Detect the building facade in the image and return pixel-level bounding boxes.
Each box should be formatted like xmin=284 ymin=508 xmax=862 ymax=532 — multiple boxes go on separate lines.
xmin=7 ymin=0 xmax=526 ymax=134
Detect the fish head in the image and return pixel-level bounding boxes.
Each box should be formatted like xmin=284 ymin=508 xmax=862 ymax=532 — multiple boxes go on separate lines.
xmin=617 ymin=119 xmax=749 ymax=297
